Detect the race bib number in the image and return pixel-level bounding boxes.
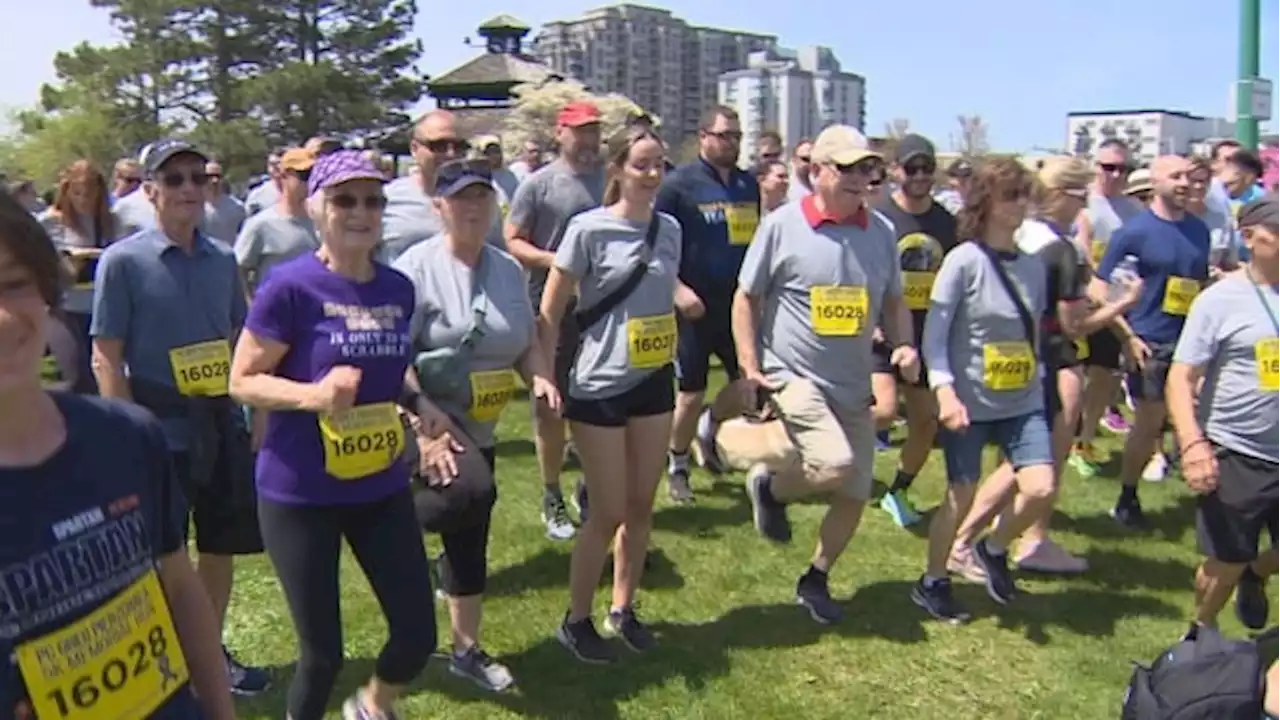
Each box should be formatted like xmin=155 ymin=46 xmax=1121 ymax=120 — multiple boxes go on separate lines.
xmin=902 ymin=271 xmax=935 ymax=311
xmin=1257 ymin=338 xmax=1279 ymax=393
xmin=982 ymin=341 xmax=1035 ymax=391
xmin=1161 ymin=276 xmax=1200 ymax=316
xmin=16 ymin=570 xmax=189 ymax=720
xmin=168 ymin=340 xmax=230 ymax=397
xmin=318 ymin=402 xmax=405 ymax=481
xmin=725 ymin=204 xmax=759 ymax=246
xmin=1074 ymin=337 xmax=1090 ymax=362
xmin=627 ymin=313 xmax=677 ymax=369
xmin=1090 ymin=240 xmax=1107 ymax=267
xmin=810 ymin=286 xmax=868 ymax=336
xmin=469 ymin=369 xmax=517 ymax=423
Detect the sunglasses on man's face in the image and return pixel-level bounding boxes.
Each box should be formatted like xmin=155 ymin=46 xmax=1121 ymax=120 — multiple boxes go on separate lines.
xmin=902 ymin=161 xmax=937 ymax=177
xmin=1097 ymin=162 xmax=1131 ymax=175
xmin=157 ymin=171 xmax=210 ymax=188
xmin=834 ymin=158 xmax=886 ymax=179
xmin=418 ymin=137 xmax=471 ymax=155
xmin=329 ymin=193 xmax=387 ymax=211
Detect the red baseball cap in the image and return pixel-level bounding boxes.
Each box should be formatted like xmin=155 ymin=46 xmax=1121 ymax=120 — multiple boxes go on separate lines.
xmin=558 ymin=102 xmax=601 ymax=128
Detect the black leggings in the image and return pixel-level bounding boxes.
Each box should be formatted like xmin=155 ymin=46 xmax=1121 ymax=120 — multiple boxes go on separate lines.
xmin=259 ymin=490 xmax=436 ymax=720
xmin=419 ymin=447 xmax=497 ymax=597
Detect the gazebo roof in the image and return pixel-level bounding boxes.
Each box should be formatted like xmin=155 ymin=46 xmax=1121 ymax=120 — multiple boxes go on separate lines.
xmin=427 ymin=53 xmax=557 ymax=90
xmin=477 ymin=14 xmax=530 ymax=32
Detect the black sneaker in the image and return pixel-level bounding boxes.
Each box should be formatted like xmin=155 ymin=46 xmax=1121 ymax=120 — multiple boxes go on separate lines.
xmin=1110 ymin=495 xmax=1148 ymax=530
xmin=605 ymin=606 xmax=657 ymax=652
xmin=910 ymin=576 xmax=972 ymax=625
xmin=448 ymin=645 xmax=515 ymax=692
xmin=224 ymin=646 xmax=271 ymax=696
xmin=691 ymin=408 xmax=727 ymax=475
xmin=746 ymin=466 xmax=791 ymax=543
xmin=556 ymin=613 xmax=616 ymax=664
xmin=1236 ymin=566 xmax=1269 ymax=630
xmin=972 ymin=539 xmax=1018 ymax=605
xmin=572 ymin=478 xmax=590 ymax=524
xmin=795 ymin=570 xmax=843 ymax=625
xmin=667 ymin=464 xmax=695 ymax=504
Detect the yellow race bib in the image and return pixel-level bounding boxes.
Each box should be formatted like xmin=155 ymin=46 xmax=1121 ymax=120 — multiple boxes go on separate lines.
xmin=40 ymin=352 xmax=63 ymax=388
xmin=1257 ymin=338 xmax=1279 ymax=393
xmin=168 ymin=340 xmax=230 ymax=397
xmin=469 ymin=369 xmax=517 ymax=423
xmin=318 ymin=402 xmax=405 ymax=481
xmin=627 ymin=313 xmax=677 ymax=369
xmin=16 ymin=570 xmax=189 ymax=720
xmin=1090 ymin=240 xmax=1107 ymax=267
xmin=810 ymin=286 xmax=868 ymax=336
xmin=725 ymin=204 xmax=759 ymax=246
xmin=902 ymin=271 xmax=935 ymax=311
xmin=983 ymin=341 xmax=1035 ymax=390
xmin=1161 ymin=276 xmax=1200 ymax=316
xmin=1074 ymin=337 xmax=1090 ymax=362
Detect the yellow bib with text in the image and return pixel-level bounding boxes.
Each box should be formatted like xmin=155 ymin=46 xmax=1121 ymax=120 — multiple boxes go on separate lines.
xmin=725 ymin=204 xmax=759 ymax=246
xmin=469 ymin=369 xmax=517 ymax=423
xmin=318 ymin=402 xmax=405 ymax=481
xmin=168 ymin=340 xmax=230 ymax=397
xmin=902 ymin=271 xmax=935 ymax=311
xmin=1257 ymin=338 xmax=1279 ymax=393
xmin=810 ymin=286 xmax=868 ymax=336
xmin=16 ymin=570 xmax=190 ymax=720
xmin=1161 ymin=276 xmax=1200 ymax=316
xmin=1090 ymin=240 xmax=1108 ymax=267
xmin=983 ymin=341 xmax=1035 ymax=391
xmin=628 ymin=313 xmax=677 ymax=369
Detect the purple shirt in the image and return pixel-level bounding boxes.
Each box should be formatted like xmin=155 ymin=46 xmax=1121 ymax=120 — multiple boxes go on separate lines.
xmin=245 ymin=253 xmax=415 ymax=505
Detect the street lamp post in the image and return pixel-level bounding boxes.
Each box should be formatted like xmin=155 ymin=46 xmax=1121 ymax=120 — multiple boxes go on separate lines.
xmin=1236 ymin=0 xmax=1261 ymax=150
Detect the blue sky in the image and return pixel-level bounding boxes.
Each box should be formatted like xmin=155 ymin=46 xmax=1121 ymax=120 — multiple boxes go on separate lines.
xmin=5 ymin=0 xmax=1277 ymax=151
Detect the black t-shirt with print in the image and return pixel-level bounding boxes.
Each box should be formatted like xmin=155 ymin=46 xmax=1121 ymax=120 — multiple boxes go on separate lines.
xmin=1036 ymin=236 xmax=1089 ymax=369
xmin=875 ymin=197 xmax=959 ymax=345
xmin=0 ymin=394 xmax=202 ymax=719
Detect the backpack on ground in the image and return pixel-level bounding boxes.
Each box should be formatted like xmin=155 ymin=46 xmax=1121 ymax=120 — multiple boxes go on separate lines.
xmin=1121 ymin=625 xmax=1274 ymax=719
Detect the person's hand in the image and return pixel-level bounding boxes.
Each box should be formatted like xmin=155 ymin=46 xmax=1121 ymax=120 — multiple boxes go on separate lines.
xmin=738 ymin=369 xmax=778 ymax=411
xmin=1126 ymin=336 xmax=1152 ymax=372
xmin=1181 ymin=440 xmax=1220 ymax=495
xmin=417 ymin=431 xmax=465 ymax=486
xmin=531 ymin=374 xmax=562 ymax=415
xmin=1114 ymin=275 xmax=1144 ymax=309
xmin=890 ymin=345 xmax=920 ymax=384
xmin=675 ymin=285 xmax=705 ymax=320
xmin=871 ymin=327 xmax=885 ymax=345
xmin=311 ymin=366 xmax=361 ymax=415
xmin=936 ymin=386 xmax=969 ymax=433
xmin=413 ymin=397 xmax=453 ymax=438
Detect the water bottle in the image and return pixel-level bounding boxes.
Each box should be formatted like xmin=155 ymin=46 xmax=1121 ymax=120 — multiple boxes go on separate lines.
xmin=1108 ymin=255 xmax=1140 ymax=302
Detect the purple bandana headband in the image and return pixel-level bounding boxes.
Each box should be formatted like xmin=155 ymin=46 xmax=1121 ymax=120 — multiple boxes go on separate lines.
xmin=308 ymin=149 xmax=385 ymax=196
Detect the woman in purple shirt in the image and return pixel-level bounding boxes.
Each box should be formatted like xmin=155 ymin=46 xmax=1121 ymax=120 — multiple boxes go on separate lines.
xmin=228 ymin=151 xmax=456 ymax=720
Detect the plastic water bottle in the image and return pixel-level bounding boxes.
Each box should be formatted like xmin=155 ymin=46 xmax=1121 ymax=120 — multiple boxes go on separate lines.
xmin=1108 ymin=255 xmax=1140 ymax=302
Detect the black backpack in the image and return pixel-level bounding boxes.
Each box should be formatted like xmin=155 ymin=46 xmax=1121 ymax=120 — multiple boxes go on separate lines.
xmin=1121 ymin=626 xmax=1275 ymax=719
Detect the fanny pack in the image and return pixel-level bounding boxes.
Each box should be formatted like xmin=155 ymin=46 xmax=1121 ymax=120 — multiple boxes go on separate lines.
xmin=414 ymin=257 xmax=488 ymax=399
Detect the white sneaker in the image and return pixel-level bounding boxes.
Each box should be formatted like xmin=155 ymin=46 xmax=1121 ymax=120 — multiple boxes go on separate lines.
xmin=1142 ymin=452 xmax=1168 ymax=482
xmin=541 ymin=492 xmax=577 ymax=541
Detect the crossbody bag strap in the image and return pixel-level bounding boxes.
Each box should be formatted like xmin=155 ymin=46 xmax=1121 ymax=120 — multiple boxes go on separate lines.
xmin=459 ymin=252 xmax=489 ymax=351
xmin=972 ymin=240 xmax=1038 ymax=356
xmin=574 ymin=214 xmax=661 ymax=333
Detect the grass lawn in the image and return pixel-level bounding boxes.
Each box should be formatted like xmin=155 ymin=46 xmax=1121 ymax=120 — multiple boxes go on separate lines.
xmin=228 ymin=369 xmax=1274 ymax=719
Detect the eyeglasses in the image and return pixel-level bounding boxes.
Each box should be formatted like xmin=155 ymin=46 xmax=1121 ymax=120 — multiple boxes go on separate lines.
xmin=329 ymin=193 xmax=387 ymax=211
xmin=157 ymin=171 xmax=210 ymax=188
xmin=902 ymin=161 xmax=937 ymax=176
xmin=1097 ymin=162 xmax=1131 ymax=175
xmin=705 ymin=130 xmax=742 ymax=142
xmin=415 ymin=137 xmax=471 ymax=155
xmin=834 ymin=157 xmax=886 ymax=179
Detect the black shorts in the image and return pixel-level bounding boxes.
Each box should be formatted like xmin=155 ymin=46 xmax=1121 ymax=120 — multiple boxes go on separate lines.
xmin=564 ymin=365 xmax=676 ymax=427
xmin=1125 ymin=341 xmax=1176 ymax=403
xmin=674 ymin=304 xmax=739 ymax=393
xmin=871 ymin=340 xmax=928 ymax=389
xmin=1043 ymin=369 xmax=1063 ymax=424
xmin=173 ymin=450 xmax=264 ymax=555
xmin=1082 ymin=328 xmax=1122 ymax=370
xmin=1196 ymin=444 xmax=1279 ymax=563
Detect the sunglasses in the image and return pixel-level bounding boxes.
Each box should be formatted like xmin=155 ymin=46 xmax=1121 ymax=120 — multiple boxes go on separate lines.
xmin=834 ymin=158 xmax=886 ymax=179
xmin=1097 ymin=162 xmax=1132 ymax=174
xmin=291 ymin=169 xmax=311 ymax=183
xmin=157 ymin=171 xmax=210 ymax=188
xmin=329 ymin=193 xmax=387 ymax=211
xmin=902 ymin=161 xmax=937 ymax=176
xmin=417 ymin=137 xmax=471 ymax=155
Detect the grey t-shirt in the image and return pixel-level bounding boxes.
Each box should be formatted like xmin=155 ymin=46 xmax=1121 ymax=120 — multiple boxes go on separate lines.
xmin=393 ymin=237 xmax=535 ymax=448
xmin=737 ymin=201 xmax=901 ymax=416
xmin=923 ymin=241 xmax=1047 ymax=422
xmin=38 ymin=211 xmax=107 ymax=314
xmin=506 ymin=159 xmax=605 ymax=304
xmin=111 ymin=190 xmax=157 ymax=237
xmin=554 ymin=207 xmax=682 ymax=401
xmin=1173 ymin=272 xmax=1279 ymax=462
xmin=234 ymin=205 xmax=318 ymax=293
xmin=1085 ymin=191 xmax=1142 ymax=265
xmin=244 ymin=181 xmax=279 ymax=216
xmin=203 ymin=194 xmax=247 ymax=244
xmin=380 ymin=175 xmax=504 ymax=264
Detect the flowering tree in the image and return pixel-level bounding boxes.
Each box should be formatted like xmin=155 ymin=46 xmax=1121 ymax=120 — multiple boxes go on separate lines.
xmin=500 ymin=79 xmax=653 ymax=158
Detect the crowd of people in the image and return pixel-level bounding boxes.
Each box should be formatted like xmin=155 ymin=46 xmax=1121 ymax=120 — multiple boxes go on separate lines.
xmin=0 ymin=99 xmax=1276 ymax=719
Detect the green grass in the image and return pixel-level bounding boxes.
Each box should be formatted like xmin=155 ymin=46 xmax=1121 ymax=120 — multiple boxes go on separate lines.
xmin=228 ymin=370 xmax=1273 ymax=719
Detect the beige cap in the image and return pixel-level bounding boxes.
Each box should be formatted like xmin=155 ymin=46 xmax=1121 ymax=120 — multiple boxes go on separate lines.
xmin=810 ymin=125 xmax=881 ymax=166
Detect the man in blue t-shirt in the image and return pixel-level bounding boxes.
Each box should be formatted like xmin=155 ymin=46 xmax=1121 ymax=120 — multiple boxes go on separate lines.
xmin=655 ymin=105 xmax=761 ymax=503
xmin=1090 ymin=155 xmax=1211 ymax=529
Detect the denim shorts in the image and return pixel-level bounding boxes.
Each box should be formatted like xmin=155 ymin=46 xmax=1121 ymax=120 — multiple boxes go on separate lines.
xmin=939 ymin=410 xmax=1054 ymax=485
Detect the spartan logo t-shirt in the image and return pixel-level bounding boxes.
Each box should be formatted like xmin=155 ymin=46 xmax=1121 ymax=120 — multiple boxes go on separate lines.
xmin=0 ymin=394 xmax=200 ymax=719
xmin=875 ymin=197 xmax=959 ymax=343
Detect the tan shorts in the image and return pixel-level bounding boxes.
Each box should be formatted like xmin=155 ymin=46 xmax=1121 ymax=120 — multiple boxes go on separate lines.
xmin=716 ymin=377 xmax=875 ymax=502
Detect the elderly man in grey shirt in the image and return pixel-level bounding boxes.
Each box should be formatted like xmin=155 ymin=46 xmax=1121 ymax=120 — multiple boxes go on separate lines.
xmin=1168 ymin=196 xmax=1279 ymax=639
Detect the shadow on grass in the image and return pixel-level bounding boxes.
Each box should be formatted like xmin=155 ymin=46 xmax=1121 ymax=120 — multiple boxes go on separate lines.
xmin=487 ymin=547 xmax=686 ymax=598
xmin=1054 ymin=493 xmax=1196 ymax=543
xmin=992 ymin=586 xmax=1183 ymax=646
xmin=651 ymin=493 xmax=751 ymax=539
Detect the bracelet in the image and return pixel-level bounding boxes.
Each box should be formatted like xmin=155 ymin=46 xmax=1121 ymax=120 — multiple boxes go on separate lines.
xmin=1180 ymin=438 xmax=1211 ymax=456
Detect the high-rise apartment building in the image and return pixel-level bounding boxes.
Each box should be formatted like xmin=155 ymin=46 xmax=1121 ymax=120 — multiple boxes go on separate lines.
xmin=718 ymin=47 xmax=867 ymax=167
xmin=530 ymin=4 xmax=776 ymax=146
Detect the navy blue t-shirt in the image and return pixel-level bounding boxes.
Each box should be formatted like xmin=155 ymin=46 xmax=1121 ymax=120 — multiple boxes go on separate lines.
xmin=654 ymin=158 xmax=761 ymax=299
xmin=0 ymin=394 xmax=202 ymax=719
xmin=1097 ymin=209 xmax=1211 ymax=346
